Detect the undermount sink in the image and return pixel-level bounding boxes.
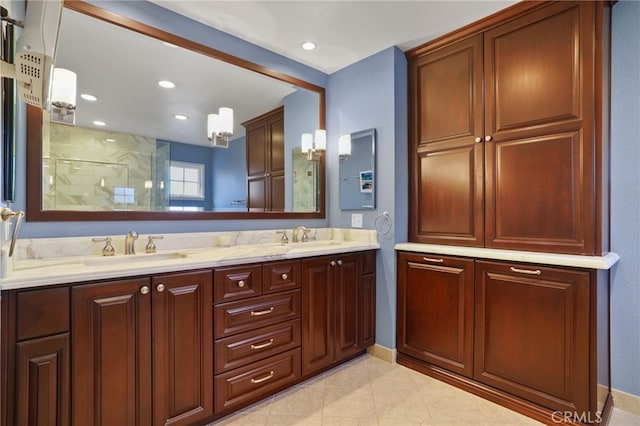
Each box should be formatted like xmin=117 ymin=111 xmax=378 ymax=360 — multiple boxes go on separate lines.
xmin=289 ymin=240 xmax=343 ymax=250
xmin=83 ymin=251 xmax=188 ymax=266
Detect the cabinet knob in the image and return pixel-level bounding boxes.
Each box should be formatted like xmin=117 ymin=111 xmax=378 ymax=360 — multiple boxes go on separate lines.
xmin=474 ymin=137 xmax=482 ymax=143
xmin=238 ymin=280 xmax=246 ymax=288
xmin=156 ymin=283 xmax=165 ymax=292
xmin=485 ymin=135 xmax=493 ymax=142
xmin=337 ymin=260 xmax=343 ymax=266
xmin=330 ymin=260 xmax=336 ymax=267
xmin=140 ymin=286 xmax=150 ymax=295
xmin=281 ymin=273 xmax=288 ymax=280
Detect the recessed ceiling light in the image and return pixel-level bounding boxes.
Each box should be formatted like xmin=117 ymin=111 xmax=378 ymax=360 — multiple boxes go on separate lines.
xmin=105 ymin=138 xmax=116 ymax=142
xmin=174 ymin=114 xmax=188 ymax=120
xmin=93 ymin=120 xmax=106 ymax=126
xmin=80 ymin=93 xmax=98 ymax=101
xmin=158 ymin=80 xmax=175 ymax=89
xmin=301 ymin=41 xmax=316 ymax=51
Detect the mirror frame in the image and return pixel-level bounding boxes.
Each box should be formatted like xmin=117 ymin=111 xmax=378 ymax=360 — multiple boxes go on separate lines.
xmin=26 ymin=0 xmax=325 ymax=222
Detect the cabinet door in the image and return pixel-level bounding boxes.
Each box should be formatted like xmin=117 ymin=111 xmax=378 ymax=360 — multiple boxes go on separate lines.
xmin=152 ymin=270 xmax=213 ymax=425
xmin=397 ymin=252 xmax=474 ymax=377
xmin=301 ymin=256 xmax=335 ymax=375
xmin=72 ymin=278 xmax=152 ymax=426
xmin=335 ymin=254 xmax=361 ymax=360
xmin=360 ymin=250 xmax=376 ymax=349
xmin=409 ymin=34 xmax=484 ymax=246
xmin=484 ymin=1 xmax=596 ymax=254
xmin=15 ymin=334 xmax=69 ymax=426
xmin=474 ymin=261 xmax=590 ymax=413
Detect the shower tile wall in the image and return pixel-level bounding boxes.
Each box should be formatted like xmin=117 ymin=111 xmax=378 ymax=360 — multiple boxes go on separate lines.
xmin=44 ymin=122 xmax=157 ymax=211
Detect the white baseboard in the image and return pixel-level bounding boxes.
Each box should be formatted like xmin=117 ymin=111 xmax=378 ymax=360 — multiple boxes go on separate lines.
xmin=367 ymin=344 xmax=396 ymax=364
xmin=612 ymin=388 xmax=640 ymax=416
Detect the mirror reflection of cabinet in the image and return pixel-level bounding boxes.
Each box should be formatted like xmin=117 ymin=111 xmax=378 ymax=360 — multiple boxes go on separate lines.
xmin=339 ymin=129 xmax=376 ymax=210
xmin=245 ymin=107 xmax=285 ymax=212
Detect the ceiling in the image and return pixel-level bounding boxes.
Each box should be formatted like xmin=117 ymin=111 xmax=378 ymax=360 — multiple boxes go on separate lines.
xmin=149 ymin=0 xmax=518 ymax=74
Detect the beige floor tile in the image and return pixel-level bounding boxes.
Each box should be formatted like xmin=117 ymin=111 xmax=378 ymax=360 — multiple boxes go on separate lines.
xmin=208 ymin=354 xmax=640 ymax=426
xmin=322 ymin=386 xmax=376 ymax=418
xmin=265 ymin=414 xmax=322 ymax=425
xmin=269 ymin=385 xmax=325 ymax=417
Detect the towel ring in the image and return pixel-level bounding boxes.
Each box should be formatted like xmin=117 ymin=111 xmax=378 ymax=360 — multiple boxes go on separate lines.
xmin=374 ymin=211 xmax=392 ymax=236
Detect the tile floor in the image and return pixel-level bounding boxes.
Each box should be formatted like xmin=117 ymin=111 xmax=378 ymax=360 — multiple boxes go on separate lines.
xmin=211 ymin=354 xmax=640 ymax=426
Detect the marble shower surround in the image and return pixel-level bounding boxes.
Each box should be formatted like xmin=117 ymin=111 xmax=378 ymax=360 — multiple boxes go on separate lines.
xmin=43 ymin=123 xmax=157 ymax=211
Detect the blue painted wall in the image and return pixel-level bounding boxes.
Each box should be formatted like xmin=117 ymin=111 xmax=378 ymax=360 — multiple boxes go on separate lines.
xmin=211 ymin=136 xmax=247 ymax=211
xmin=610 ymin=0 xmax=640 ymax=397
xmin=326 ymin=47 xmax=408 ymax=349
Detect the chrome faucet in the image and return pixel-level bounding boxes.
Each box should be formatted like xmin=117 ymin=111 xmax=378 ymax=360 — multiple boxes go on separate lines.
xmin=292 ymin=226 xmax=309 ymax=243
xmin=124 ymin=230 xmax=139 ymax=255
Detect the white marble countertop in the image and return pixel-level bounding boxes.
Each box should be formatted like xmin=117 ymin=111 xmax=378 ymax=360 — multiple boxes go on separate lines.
xmin=0 ymin=228 xmax=379 ymax=291
xmin=395 ymin=243 xmax=619 ymax=270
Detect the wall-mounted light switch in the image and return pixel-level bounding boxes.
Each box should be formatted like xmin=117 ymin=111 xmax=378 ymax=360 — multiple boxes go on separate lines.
xmin=351 ymin=213 xmax=363 ymax=228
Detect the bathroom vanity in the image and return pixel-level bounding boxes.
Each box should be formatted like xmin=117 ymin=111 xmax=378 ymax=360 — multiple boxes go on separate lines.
xmin=0 ymin=229 xmax=378 ymax=425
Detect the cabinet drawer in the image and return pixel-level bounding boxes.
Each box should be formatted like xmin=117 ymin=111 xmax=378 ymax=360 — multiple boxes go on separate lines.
xmin=214 ymin=319 xmax=301 ymax=374
xmin=17 ymin=287 xmax=69 ymax=340
xmin=214 ymin=348 xmax=301 ymax=414
xmin=214 ymin=264 xmax=262 ymax=303
xmin=214 ymin=290 xmax=301 ymax=338
xmin=263 ymin=260 xmax=301 ymax=294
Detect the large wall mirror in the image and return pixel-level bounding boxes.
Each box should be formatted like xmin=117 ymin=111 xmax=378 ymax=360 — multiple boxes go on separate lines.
xmin=26 ymin=1 xmax=325 ymax=221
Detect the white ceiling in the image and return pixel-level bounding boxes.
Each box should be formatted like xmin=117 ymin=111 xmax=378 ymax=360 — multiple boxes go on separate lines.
xmin=149 ymin=0 xmax=518 ymax=74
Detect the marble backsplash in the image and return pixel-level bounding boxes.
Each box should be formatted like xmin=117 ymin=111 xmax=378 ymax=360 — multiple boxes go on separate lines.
xmin=11 ymin=228 xmax=378 ymax=261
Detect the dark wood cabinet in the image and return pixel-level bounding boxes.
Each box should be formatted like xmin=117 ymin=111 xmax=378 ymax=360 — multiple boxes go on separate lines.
xmin=474 ymin=261 xmax=591 ymax=414
xmin=1 ymin=287 xmax=70 ymax=426
xmin=397 ymin=252 xmax=474 ymax=377
xmin=409 ymin=34 xmax=484 ymax=247
xmin=302 ymin=251 xmax=376 ymax=376
xmin=213 ymin=260 xmax=302 ymax=415
xmin=72 ymin=271 xmax=213 ymax=426
xmin=408 ymin=0 xmax=610 ymax=256
xmin=397 ymin=251 xmax=610 ymax=424
xmin=244 ymin=106 xmax=285 ymax=212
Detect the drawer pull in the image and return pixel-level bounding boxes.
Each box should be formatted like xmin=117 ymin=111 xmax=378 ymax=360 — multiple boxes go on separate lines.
xmin=250 ymin=307 xmax=275 ymax=317
xmin=237 ymin=280 xmax=246 ymax=288
xmin=510 ymin=267 xmax=542 ymax=276
xmin=250 ymin=339 xmax=275 ymax=350
xmin=250 ymin=371 xmax=275 ymax=384
xmin=423 ymin=257 xmax=444 ymax=263
xmin=281 ymin=273 xmax=288 ymax=280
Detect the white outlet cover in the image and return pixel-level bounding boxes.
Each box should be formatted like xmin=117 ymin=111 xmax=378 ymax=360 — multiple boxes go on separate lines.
xmin=351 ymin=213 xmax=363 ymax=228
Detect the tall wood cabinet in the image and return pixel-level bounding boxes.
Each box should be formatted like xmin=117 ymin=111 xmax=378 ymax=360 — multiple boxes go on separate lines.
xmin=408 ymin=0 xmax=610 ymax=256
xmin=402 ymin=0 xmax=613 ymax=424
xmin=244 ymin=106 xmax=285 ymax=212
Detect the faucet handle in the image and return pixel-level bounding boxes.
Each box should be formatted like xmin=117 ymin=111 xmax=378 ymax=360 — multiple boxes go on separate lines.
xmin=276 ymin=230 xmax=289 ymax=244
xmin=145 ymin=235 xmax=164 ymax=253
xmin=301 ymin=229 xmax=311 ymax=243
xmin=92 ymin=237 xmax=115 ymax=256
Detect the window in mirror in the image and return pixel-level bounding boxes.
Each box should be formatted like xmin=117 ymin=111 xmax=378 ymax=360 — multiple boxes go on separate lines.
xmin=169 ymin=161 xmax=204 ymax=200
xmin=339 ymin=128 xmax=376 ymax=210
